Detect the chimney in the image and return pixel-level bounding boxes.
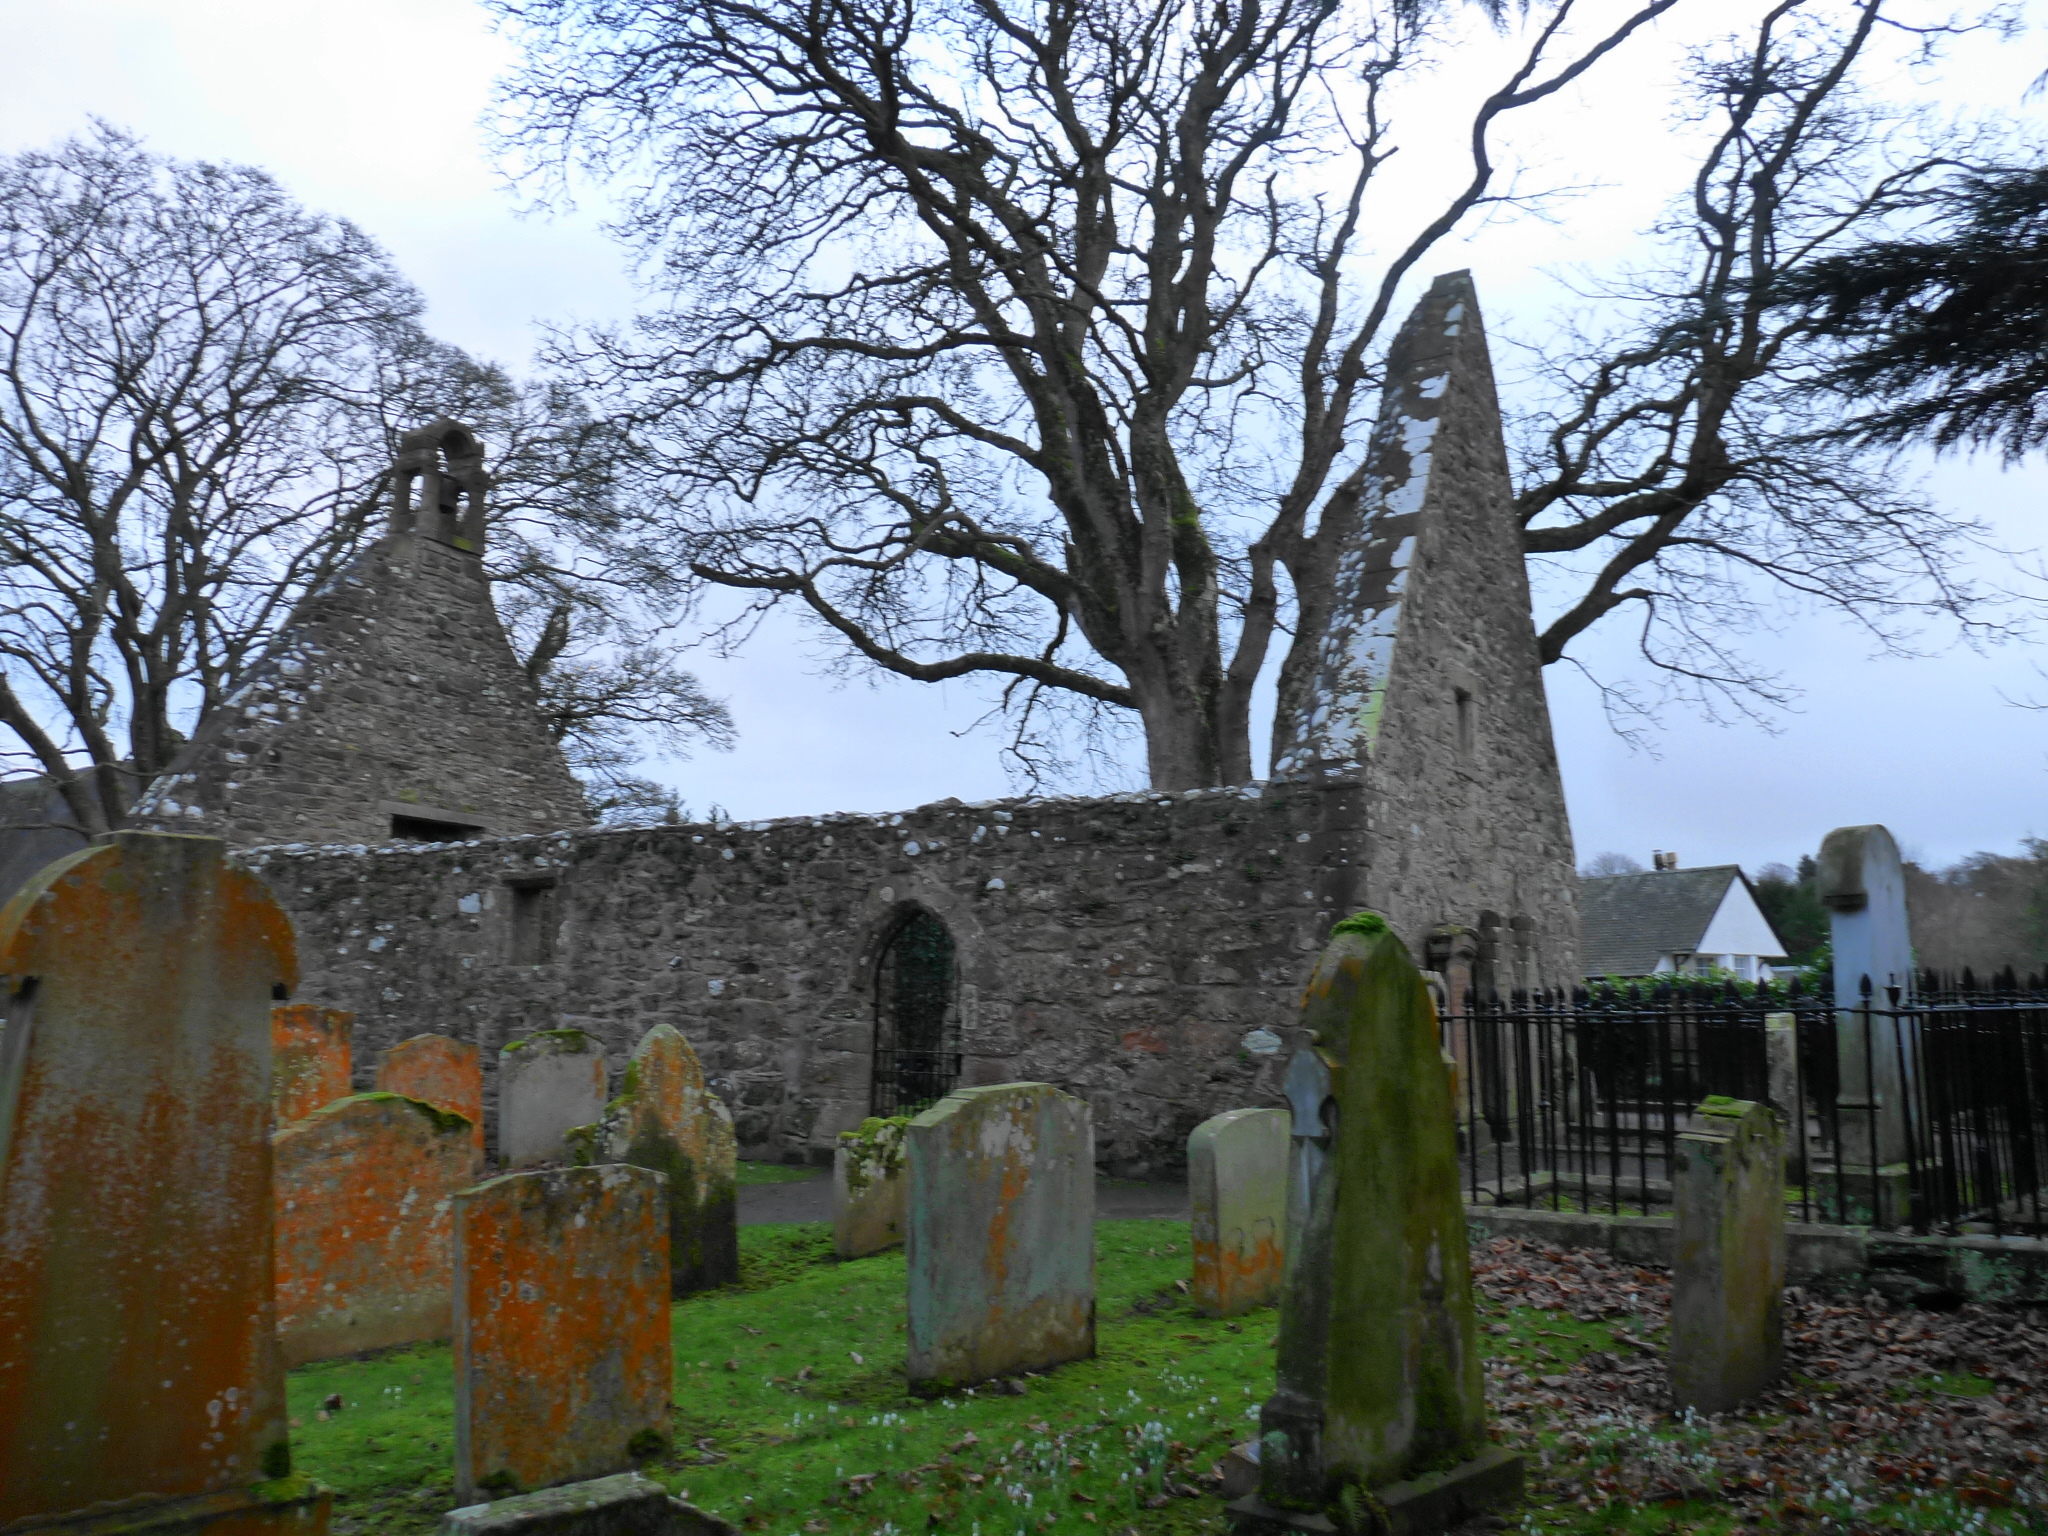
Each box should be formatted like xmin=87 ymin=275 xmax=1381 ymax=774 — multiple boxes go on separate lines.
xmin=1652 ymin=850 xmax=1679 ymax=872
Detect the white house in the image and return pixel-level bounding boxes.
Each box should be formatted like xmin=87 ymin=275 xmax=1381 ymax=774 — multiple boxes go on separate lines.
xmin=1580 ymin=862 xmax=1791 ymax=982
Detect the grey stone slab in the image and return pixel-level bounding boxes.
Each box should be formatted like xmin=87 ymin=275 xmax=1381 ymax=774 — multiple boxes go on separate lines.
xmin=499 ymin=1030 xmax=607 ymax=1167
xmin=906 ymin=1083 xmax=1095 ymax=1387
xmin=1670 ymin=1098 xmax=1786 ymax=1415
xmin=1190 ymin=1109 xmax=1288 ymax=1316
xmin=442 ymin=1472 xmax=734 ymax=1536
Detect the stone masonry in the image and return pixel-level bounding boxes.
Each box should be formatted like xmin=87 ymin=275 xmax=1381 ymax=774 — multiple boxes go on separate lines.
xmin=131 ymin=419 xmax=587 ymax=848
xmin=1273 ymin=271 xmax=1578 ymax=984
xmin=212 ymin=278 xmax=1579 ymax=1175
xmin=244 ymin=781 xmax=1358 ymax=1176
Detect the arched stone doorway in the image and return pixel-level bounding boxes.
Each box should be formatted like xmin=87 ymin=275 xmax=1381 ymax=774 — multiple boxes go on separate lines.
xmin=870 ymin=908 xmax=961 ymax=1115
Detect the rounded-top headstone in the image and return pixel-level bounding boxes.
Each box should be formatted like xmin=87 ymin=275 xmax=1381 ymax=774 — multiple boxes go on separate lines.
xmin=0 ymin=833 xmax=303 ymax=1521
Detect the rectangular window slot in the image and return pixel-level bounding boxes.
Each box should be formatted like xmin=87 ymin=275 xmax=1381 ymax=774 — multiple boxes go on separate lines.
xmin=508 ymin=880 xmax=558 ymax=966
xmin=390 ymin=814 xmax=477 ymax=843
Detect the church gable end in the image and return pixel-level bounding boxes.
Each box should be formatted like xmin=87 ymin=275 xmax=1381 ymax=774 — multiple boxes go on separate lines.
xmin=134 ymin=421 xmax=590 ymax=848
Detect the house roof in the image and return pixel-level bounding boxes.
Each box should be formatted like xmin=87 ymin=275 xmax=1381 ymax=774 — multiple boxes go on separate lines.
xmin=1580 ymin=865 xmax=1780 ymax=978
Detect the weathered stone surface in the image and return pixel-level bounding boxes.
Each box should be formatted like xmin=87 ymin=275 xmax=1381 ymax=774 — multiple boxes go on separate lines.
xmin=454 ymin=1166 xmax=672 ymax=1501
xmin=570 ymin=1023 xmax=738 ymax=1295
xmin=378 ymin=1032 xmax=486 ymax=1158
xmin=501 ymin=1029 xmax=607 ymax=1167
xmin=1270 ymin=271 xmax=1578 ymax=998
xmin=132 ymin=423 xmax=588 ymax=850
xmin=274 ymin=1091 xmax=481 ymax=1367
xmin=274 ymin=1002 xmax=354 ymax=1126
xmin=240 ymin=282 xmax=1577 ymax=1179
xmin=0 ymin=832 xmax=328 ymax=1530
xmin=1252 ymin=917 xmax=1497 ymax=1521
xmin=441 ymin=1471 xmax=736 ymax=1536
xmin=834 ymin=1116 xmax=910 ymax=1258
xmin=906 ymin=1083 xmax=1094 ymax=1387
xmin=1671 ymin=1097 xmax=1786 ymax=1415
xmin=1189 ymin=1107 xmax=1288 ymax=1317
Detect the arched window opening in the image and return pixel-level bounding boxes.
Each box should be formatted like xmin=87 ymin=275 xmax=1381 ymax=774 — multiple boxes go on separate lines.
xmin=871 ymin=909 xmax=960 ymax=1116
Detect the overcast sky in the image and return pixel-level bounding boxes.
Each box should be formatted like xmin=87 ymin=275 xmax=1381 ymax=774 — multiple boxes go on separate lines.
xmin=3 ymin=0 xmax=2044 ymax=874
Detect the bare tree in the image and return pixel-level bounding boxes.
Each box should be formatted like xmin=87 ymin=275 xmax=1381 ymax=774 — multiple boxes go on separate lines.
xmin=493 ymin=0 xmax=2004 ymax=789
xmin=0 ymin=126 xmax=729 ymax=834
xmin=1513 ymin=0 xmax=2015 ymax=722
xmin=491 ymin=0 xmax=1678 ymax=789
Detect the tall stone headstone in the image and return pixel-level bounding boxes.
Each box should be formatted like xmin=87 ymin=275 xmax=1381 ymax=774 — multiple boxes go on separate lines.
xmin=273 ymin=1002 xmax=354 ymax=1126
xmin=1670 ymin=1098 xmax=1786 ymax=1415
xmin=1189 ymin=1107 xmax=1289 ymax=1318
xmin=499 ymin=1028 xmax=607 ymax=1167
xmin=378 ymin=1032 xmax=486 ymax=1158
xmin=1235 ymin=915 xmax=1517 ymax=1534
xmin=274 ymin=1092 xmax=481 ymax=1366
xmin=906 ymin=1083 xmax=1094 ymax=1388
xmin=0 ymin=832 xmax=328 ymax=1530
xmin=568 ymin=1022 xmax=738 ymax=1294
xmin=1816 ymin=824 xmax=1915 ymax=1224
xmin=454 ymin=1166 xmax=673 ymax=1502
xmin=834 ymin=1116 xmax=910 ymax=1259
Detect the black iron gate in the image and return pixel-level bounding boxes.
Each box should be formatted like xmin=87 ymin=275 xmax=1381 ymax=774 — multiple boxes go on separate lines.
xmin=870 ymin=909 xmax=962 ymax=1116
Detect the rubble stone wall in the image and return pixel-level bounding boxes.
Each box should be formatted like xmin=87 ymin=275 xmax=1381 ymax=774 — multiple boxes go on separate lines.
xmin=246 ymin=781 xmax=1367 ymax=1177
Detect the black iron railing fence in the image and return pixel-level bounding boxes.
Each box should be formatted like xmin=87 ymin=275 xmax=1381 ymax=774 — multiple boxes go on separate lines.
xmin=1449 ymin=974 xmax=2048 ymax=1237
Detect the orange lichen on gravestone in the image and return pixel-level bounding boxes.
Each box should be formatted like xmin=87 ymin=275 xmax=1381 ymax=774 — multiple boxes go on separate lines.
xmin=376 ymin=1033 xmax=485 ymax=1158
xmin=274 ymin=1092 xmax=481 ymax=1367
xmin=273 ymin=1003 xmax=354 ymax=1125
xmin=0 ymin=832 xmax=328 ymax=1529
xmin=453 ymin=1166 xmax=672 ymax=1500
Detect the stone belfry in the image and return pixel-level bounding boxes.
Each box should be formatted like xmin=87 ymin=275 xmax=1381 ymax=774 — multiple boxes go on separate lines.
xmin=1273 ymin=272 xmax=1578 ymax=986
xmin=134 ymin=419 xmax=590 ymax=847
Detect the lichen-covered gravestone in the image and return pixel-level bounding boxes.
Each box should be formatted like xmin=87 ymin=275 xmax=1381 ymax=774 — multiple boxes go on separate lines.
xmin=453 ymin=1165 xmax=673 ymax=1501
xmin=834 ymin=1116 xmax=910 ymax=1258
xmin=274 ymin=1091 xmax=481 ymax=1366
xmin=273 ymin=1002 xmax=354 ymax=1125
xmin=1189 ymin=1107 xmax=1289 ymax=1318
xmin=498 ymin=1027 xmax=606 ymax=1167
xmin=1670 ymin=1097 xmax=1786 ymax=1415
xmin=568 ymin=1022 xmax=738 ymax=1294
xmin=376 ymin=1032 xmax=484 ymax=1159
xmin=0 ymin=832 xmax=328 ymax=1531
xmin=906 ymin=1083 xmax=1094 ymax=1389
xmin=1233 ymin=915 xmax=1518 ymax=1535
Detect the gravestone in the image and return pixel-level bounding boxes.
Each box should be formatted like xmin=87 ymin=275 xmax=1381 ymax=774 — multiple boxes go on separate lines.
xmin=379 ymin=1033 xmax=486 ymax=1159
xmin=274 ymin=1091 xmax=481 ymax=1366
xmin=454 ymin=1165 xmax=672 ymax=1502
xmin=273 ymin=1002 xmax=354 ymax=1125
xmin=1189 ymin=1107 xmax=1289 ymax=1317
xmin=1233 ymin=915 xmax=1518 ymax=1535
xmin=1670 ymin=1097 xmax=1786 ymax=1415
xmin=499 ymin=1028 xmax=607 ymax=1167
xmin=0 ymin=832 xmax=328 ymax=1530
xmin=568 ymin=1023 xmax=738 ymax=1294
xmin=1816 ymin=824 xmax=1914 ymax=1224
xmin=834 ymin=1116 xmax=910 ymax=1259
xmin=906 ymin=1083 xmax=1094 ymax=1388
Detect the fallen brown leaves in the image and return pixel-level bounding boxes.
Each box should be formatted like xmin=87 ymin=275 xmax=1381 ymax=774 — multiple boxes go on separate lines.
xmin=1473 ymin=1238 xmax=2048 ymax=1525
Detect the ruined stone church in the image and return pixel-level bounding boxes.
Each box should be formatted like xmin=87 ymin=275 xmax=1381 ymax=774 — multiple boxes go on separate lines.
xmin=132 ymin=272 xmax=1579 ymax=1176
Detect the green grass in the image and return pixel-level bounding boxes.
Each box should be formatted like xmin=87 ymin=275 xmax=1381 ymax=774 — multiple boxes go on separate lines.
xmin=286 ymin=1224 xmax=2036 ymax=1536
xmin=738 ymin=1160 xmax=824 ymax=1187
